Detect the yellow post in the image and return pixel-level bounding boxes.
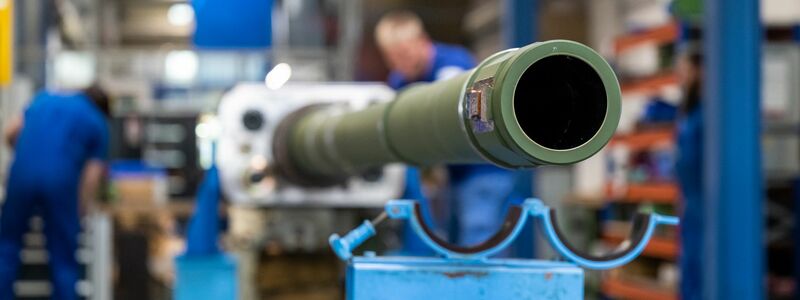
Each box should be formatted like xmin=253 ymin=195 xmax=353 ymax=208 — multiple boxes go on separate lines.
xmin=0 ymin=0 xmax=13 ymax=86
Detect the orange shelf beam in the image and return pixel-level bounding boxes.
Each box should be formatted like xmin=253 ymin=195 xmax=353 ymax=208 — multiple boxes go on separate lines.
xmin=603 ymin=231 xmax=678 ymax=260
xmin=629 ymin=183 xmax=679 ymax=203
xmin=606 ymin=182 xmax=679 ymax=204
xmin=621 ymin=72 xmax=680 ymax=95
xmin=615 ymin=21 xmax=681 ymax=54
xmin=602 ymin=277 xmax=677 ymax=300
xmin=609 ymin=129 xmax=675 ymax=151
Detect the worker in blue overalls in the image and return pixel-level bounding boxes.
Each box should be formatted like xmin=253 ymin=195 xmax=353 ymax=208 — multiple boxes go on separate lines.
xmin=375 ymin=10 xmax=520 ymax=250
xmin=674 ymin=46 xmax=703 ymax=300
xmin=0 ymin=85 xmax=111 ymax=300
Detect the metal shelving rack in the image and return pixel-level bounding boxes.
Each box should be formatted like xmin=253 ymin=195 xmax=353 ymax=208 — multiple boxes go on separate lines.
xmin=598 ymin=19 xmax=681 ymax=300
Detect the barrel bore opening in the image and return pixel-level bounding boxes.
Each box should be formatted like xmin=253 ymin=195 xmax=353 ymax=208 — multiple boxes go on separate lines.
xmin=513 ymin=55 xmax=607 ymax=150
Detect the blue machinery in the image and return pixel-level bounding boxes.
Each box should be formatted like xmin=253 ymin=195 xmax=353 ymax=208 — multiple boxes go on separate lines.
xmin=330 ymin=199 xmax=678 ymax=299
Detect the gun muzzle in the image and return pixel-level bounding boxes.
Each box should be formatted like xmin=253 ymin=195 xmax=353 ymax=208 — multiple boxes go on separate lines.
xmin=273 ymin=40 xmax=621 ymax=187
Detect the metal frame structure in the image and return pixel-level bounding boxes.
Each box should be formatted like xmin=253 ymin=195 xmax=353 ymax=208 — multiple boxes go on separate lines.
xmin=330 ymin=198 xmax=678 ymax=299
xmin=86 ymin=212 xmax=113 ymax=300
xmin=703 ymin=0 xmax=763 ymax=298
xmin=502 ymin=0 xmax=537 ymax=259
xmin=503 ymin=0 xmax=537 ymax=49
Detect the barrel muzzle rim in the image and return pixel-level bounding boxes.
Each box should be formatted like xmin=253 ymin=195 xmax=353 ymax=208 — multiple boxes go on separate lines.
xmin=491 ymin=40 xmax=622 ymax=166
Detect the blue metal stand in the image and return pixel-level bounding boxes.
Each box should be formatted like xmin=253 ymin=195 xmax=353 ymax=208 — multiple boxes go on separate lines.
xmin=703 ymin=0 xmax=763 ymax=298
xmin=347 ymin=257 xmax=583 ymax=299
xmin=503 ymin=0 xmax=537 ymax=48
xmin=331 ymin=199 xmax=678 ymax=299
xmin=174 ymin=254 xmax=238 ymax=300
xmin=503 ymin=0 xmax=538 ymax=259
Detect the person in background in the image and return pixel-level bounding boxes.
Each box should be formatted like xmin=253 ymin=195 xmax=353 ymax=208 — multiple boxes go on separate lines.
xmin=674 ymin=46 xmax=703 ymax=300
xmin=0 ymin=85 xmax=111 ymax=300
xmin=375 ymin=10 xmax=523 ymax=250
xmin=376 ymin=10 xmax=474 ymax=89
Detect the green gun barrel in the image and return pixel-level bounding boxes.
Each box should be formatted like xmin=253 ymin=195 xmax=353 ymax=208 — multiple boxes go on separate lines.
xmin=273 ymin=40 xmax=621 ymax=186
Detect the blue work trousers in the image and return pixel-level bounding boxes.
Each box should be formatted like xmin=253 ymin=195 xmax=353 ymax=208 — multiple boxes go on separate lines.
xmin=0 ymin=174 xmax=81 ymax=300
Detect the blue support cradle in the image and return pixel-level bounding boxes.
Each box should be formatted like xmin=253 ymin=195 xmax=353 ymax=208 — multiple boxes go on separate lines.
xmin=329 ymin=198 xmax=679 ymax=299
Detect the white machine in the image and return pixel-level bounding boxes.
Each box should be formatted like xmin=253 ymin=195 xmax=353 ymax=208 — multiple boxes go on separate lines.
xmin=216 ymin=82 xmax=405 ymax=207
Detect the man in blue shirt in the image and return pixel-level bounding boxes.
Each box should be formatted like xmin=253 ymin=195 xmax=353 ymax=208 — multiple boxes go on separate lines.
xmin=376 ymin=11 xmax=475 ymax=89
xmin=376 ymin=11 xmax=522 ymax=249
xmin=0 ymin=85 xmax=110 ymax=300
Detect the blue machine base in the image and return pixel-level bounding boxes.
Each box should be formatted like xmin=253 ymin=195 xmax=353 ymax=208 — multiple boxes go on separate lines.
xmin=174 ymin=254 xmax=238 ymax=300
xmin=346 ymin=256 xmax=583 ymax=300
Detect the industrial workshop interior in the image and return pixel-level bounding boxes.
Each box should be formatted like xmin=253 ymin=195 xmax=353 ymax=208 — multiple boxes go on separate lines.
xmin=0 ymin=0 xmax=795 ymax=299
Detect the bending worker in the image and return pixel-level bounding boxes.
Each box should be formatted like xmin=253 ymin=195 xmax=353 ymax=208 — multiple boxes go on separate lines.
xmin=376 ymin=10 xmax=525 ymax=250
xmin=0 ymin=85 xmax=111 ymax=300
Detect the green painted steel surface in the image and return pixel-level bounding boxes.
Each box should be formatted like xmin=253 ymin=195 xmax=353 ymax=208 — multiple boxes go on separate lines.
xmin=286 ymin=40 xmax=621 ymax=178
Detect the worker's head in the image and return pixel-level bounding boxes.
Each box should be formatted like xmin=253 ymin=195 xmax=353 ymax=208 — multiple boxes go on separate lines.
xmin=375 ymin=10 xmax=434 ymax=80
xmin=677 ymin=44 xmax=703 ymax=113
xmin=83 ymin=84 xmax=112 ymax=118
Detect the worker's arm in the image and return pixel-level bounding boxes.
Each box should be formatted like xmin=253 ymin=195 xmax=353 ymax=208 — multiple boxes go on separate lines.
xmin=80 ymin=160 xmax=106 ymax=216
xmin=3 ymin=114 xmax=23 ymax=148
xmin=82 ymin=113 xmax=111 ymax=216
